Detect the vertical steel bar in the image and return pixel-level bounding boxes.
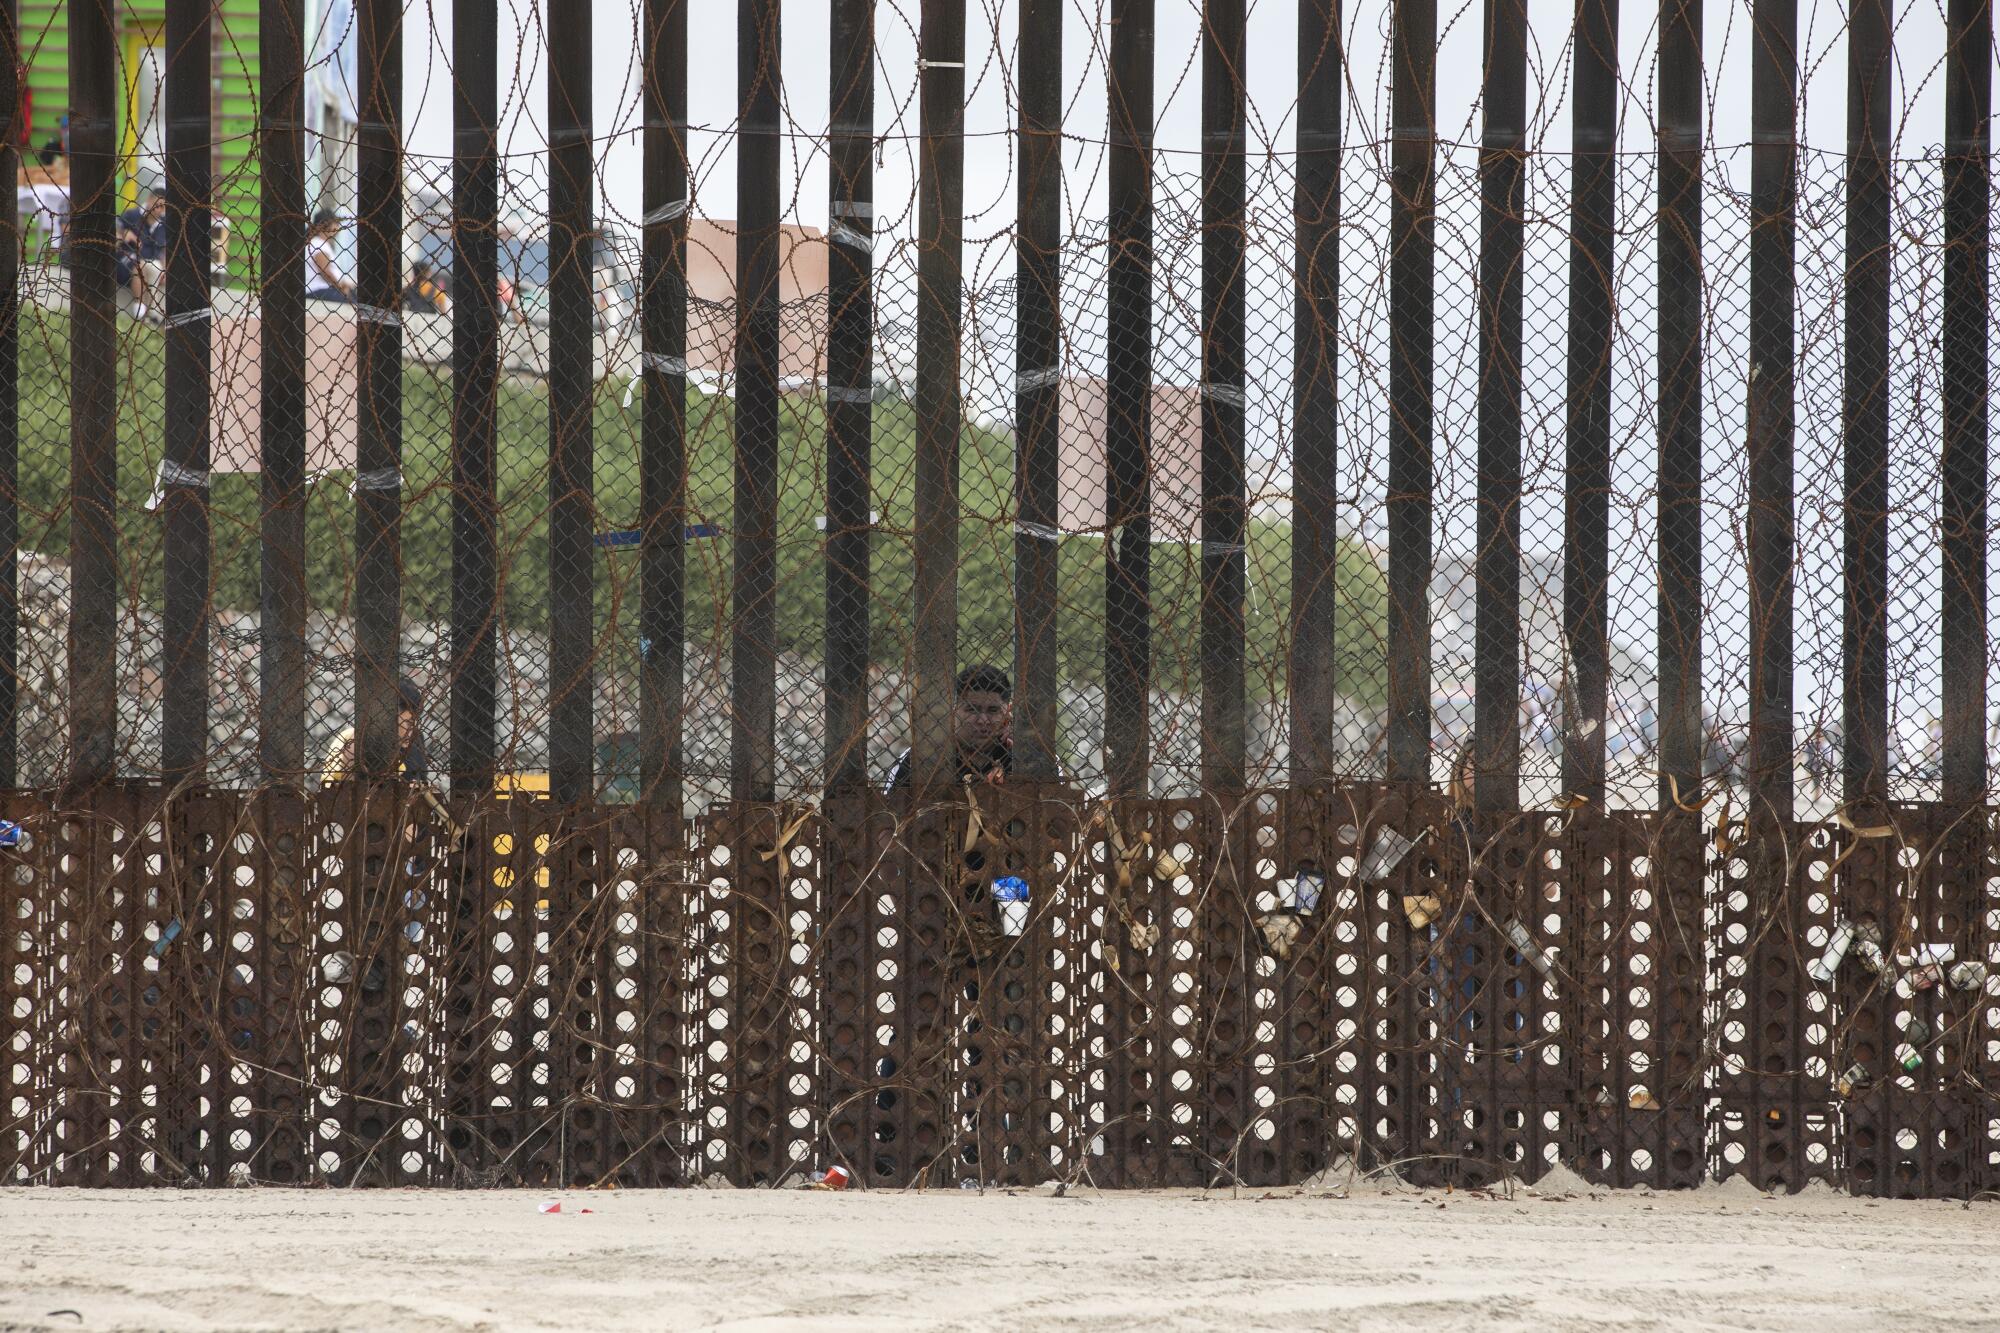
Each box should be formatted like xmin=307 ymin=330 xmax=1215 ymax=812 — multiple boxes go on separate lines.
xmin=259 ymin=0 xmax=306 ymax=783
xmin=1656 ymin=0 xmax=1701 ymax=808
xmin=1014 ymin=0 xmax=1061 ymax=782
xmin=354 ymin=0 xmax=402 ymax=778
xmin=549 ymin=0 xmax=594 ymax=803
xmin=1387 ymin=0 xmax=1436 ymax=785
xmin=1292 ymin=0 xmax=1340 ymax=787
xmin=163 ymin=0 xmax=212 ymax=782
xmin=1105 ymin=0 xmax=1153 ymax=794
xmin=452 ymin=0 xmax=498 ymax=795
xmin=1477 ymin=0 xmax=1526 ymax=810
xmin=826 ymin=0 xmax=873 ymax=795
xmin=643 ymin=0 xmax=689 ymax=812
xmin=1200 ymin=0 xmax=1246 ymax=792
xmin=1940 ymin=0 xmax=1990 ymax=803
xmin=1746 ymin=0 xmax=1795 ymax=817
xmin=734 ymin=0 xmax=781 ymax=801
xmin=1843 ymin=0 xmax=1890 ymax=806
xmin=912 ymin=0 xmax=965 ymax=793
xmin=1565 ymin=0 xmax=1616 ymax=803
xmin=0 ymin=0 xmax=17 ymax=786
xmin=68 ymin=0 xmax=118 ymax=784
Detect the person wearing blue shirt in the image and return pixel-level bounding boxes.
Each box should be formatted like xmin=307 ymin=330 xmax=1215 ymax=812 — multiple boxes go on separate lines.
xmin=116 ymin=188 xmax=168 ymax=321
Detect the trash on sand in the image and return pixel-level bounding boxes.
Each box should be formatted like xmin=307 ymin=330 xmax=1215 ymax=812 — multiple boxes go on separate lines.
xmin=538 ymin=1200 xmax=562 ymax=1214
xmin=811 ymin=1165 xmax=852 ymax=1191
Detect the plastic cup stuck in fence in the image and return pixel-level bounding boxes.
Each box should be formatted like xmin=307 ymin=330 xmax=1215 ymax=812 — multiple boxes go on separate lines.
xmin=993 ymin=876 xmax=1030 ymax=937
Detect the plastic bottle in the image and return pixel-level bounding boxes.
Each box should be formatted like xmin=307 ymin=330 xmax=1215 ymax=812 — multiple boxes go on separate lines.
xmin=1807 ymin=920 xmax=1855 ymax=984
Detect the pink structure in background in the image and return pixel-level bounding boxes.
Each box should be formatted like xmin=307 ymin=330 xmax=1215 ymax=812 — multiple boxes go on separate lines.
xmin=682 ymin=219 xmax=829 ymax=383
xmin=1051 ymin=378 xmax=1202 ymax=541
xmin=209 ymin=313 xmax=359 ymax=474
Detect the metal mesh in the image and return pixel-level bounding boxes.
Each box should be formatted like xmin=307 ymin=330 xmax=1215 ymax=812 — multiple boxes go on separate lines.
xmin=1 ymin=0 xmax=1997 ymax=1198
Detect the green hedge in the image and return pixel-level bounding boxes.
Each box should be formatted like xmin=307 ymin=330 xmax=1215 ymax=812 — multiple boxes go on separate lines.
xmin=15 ymin=306 xmax=1387 ymax=704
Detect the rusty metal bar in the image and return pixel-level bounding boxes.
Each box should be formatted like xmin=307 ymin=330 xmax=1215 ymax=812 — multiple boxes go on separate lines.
xmin=68 ymin=0 xmax=118 ymax=784
xmin=1200 ymin=0 xmax=1247 ymax=793
xmin=1014 ymin=0 xmax=1061 ymax=783
xmin=733 ymin=0 xmax=781 ymax=802
xmin=1746 ymin=0 xmax=1795 ymax=817
xmin=1387 ymin=0 xmax=1435 ymax=786
xmin=1477 ymin=0 xmax=1526 ymax=810
xmin=162 ymin=0 xmax=212 ymax=782
xmin=452 ymin=0 xmax=499 ymax=795
xmin=826 ymin=0 xmax=873 ymax=796
xmin=1564 ymin=0 xmax=1616 ymax=803
xmin=354 ymin=0 xmax=402 ymax=780
xmin=1293 ymin=0 xmax=1341 ymax=788
xmin=260 ymin=0 xmax=307 ymax=784
xmin=1656 ymin=0 xmax=1701 ymax=810
xmin=0 ymin=0 xmax=17 ymax=787
xmin=642 ymin=0 xmax=689 ymax=813
xmin=549 ymin=0 xmax=594 ymax=803
xmin=1842 ymin=0 xmax=1891 ymax=807
xmin=1105 ymin=0 xmax=1153 ymax=795
xmin=1939 ymin=0 xmax=1990 ymax=804
xmin=912 ymin=0 xmax=965 ymax=794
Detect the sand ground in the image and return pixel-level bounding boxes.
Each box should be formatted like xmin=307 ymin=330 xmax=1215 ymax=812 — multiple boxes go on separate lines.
xmin=2 ymin=1174 xmax=1997 ymax=1332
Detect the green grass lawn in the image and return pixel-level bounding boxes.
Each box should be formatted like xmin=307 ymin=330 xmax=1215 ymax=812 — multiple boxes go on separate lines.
xmin=14 ymin=305 xmax=1388 ymax=705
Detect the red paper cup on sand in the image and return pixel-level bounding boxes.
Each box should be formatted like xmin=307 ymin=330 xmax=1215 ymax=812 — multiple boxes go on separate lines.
xmin=822 ymin=1165 xmax=851 ymax=1190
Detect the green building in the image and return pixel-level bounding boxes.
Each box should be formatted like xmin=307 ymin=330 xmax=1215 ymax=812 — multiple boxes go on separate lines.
xmin=18 ymin=0 xmax=359 ymax=282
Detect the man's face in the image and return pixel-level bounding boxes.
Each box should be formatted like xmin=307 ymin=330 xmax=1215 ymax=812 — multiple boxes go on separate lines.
xmin=146 ymin=197 xmax=166 ymax=224
xmin=398 ymin=707 xmax=418 ymax=755
xmin=954 ymin=690 xmax=1007 ymax=751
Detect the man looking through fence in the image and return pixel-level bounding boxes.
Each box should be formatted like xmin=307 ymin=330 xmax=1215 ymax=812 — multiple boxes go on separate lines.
xmin=883 ymin=664 xmax=1013 ymax=792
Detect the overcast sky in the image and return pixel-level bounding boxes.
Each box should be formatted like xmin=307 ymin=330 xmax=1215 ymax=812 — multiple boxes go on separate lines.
xmin=396 ymin=0 xmax=1982 ymax=242
xmin=386 ymin=1 xmax=1997 ymax=770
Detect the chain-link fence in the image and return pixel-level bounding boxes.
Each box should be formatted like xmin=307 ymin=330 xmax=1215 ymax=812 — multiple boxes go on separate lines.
xmin=2 ymin=0 xmax=1998 ymax=1196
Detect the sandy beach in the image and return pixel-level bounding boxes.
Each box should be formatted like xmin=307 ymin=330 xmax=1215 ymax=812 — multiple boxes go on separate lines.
xmin=2 ymin=1173 xmax=1997 ymax=1332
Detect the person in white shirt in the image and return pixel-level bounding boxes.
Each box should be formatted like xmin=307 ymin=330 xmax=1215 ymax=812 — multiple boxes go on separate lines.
xmin=305 ymin=208 xmax=354 ymax=302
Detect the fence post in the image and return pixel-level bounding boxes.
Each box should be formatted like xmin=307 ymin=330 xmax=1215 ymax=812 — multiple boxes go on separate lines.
xmin=1292 ymin=0 xmax=1340 ymax=789
xmin=1842 ymin=0 xmax=1890 ymax=808
xmin=1199 ymin=0 xmax=1247 ymax=793
xmin=0 ymin=0 xmax=17 ymax=788
xmin=1105 ymin=0 xmax=1153 ymax=795
xmin=642 ymin=0 xmax=690 ymax=814
xmin=732 ymin=0 xmax=781 ymax=803
xmin=1564 ymin=0 xmax=1616 ymax=804
xmin=1656 ymin=0 xmax=1702 ymax=810
xmin=452 ymin=0 xmax=499 ymax=795
xmin=1939 ymin=0 xmax=1990 ymax=805
xmin=549 ymin=0 xmax=593 ymax=804
xmin=1477 ymin=0 xmax=1527 ymax=810
xmin=260 ymin=0 xmax=306 ymax=784
xmin=1014 ymin=0 xmax=1061 ymax=783
xmin=354 ymin=0 xmax=403 ymax=780
xmin=163 ymin=0 xmax=213 ymax=783
xmin=68 ymin=0 xmax=118 ymax=786
xmin=1746 ymin=0 xmax=1795 ymax=818
xmin=1387 ymin=0 xmax=1435 ymax=786
xmin=826 ymin=0 xmax=874 ymax=797
xmin=913 ymin=0 xmax=965 ymax=793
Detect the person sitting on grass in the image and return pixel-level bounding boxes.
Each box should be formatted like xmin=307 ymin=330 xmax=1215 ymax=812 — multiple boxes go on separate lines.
xmin=116 ymin=188 xmax=167 ymax=321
